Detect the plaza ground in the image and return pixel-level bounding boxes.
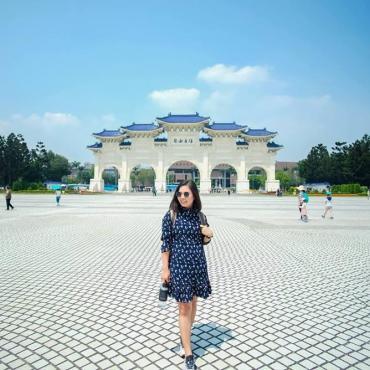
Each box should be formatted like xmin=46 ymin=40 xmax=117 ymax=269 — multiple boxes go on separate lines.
xmin=0 ymin=194 xmax=369 ymax=370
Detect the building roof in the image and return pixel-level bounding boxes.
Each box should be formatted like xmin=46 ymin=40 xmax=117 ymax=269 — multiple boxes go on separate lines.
xmin=267 ymin=141 xmax=283 ymax=148
xmin=122 ymin=123 xmax=159 ymax=132
xmin=244 ymin=128 xmax=277 ymax=137
xmin=92 ymin=129 xmax=123 ymax=137
xmin=156 ymin=112 xmax=210 ymax=124
xmin=205 ymin=122 xmax=247 ymax=131
xmin=87 ymin=142 xmax=102 ymax=149
xmin=276 ymin=161 xmax=298 ymax=171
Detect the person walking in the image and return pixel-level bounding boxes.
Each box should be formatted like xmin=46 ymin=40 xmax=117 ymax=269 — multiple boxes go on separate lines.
xmin=322 ymin=194 xmax=334 ymax=219
xmin=5 ymin=186 xmax=14 ymax=210
xmin=297 ymin=185 xmax=309 ymax=222
xmin=55 ymin=189 xmax=62 ymax=206
xmin=160 ymin=180 xmax=213 ymax=370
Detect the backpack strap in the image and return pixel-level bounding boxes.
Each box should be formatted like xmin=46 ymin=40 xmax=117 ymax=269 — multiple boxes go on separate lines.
xmin=198 ymin=211 xmax=208 ymax=226
xmin=198 ymin=211 xmax=211 ymax=245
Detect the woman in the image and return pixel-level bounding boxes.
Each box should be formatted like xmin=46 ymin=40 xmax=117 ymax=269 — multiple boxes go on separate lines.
xmin=161 ymin=180 xmax=213 ymax=370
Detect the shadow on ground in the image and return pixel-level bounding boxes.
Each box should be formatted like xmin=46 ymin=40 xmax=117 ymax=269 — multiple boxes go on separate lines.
xmin=191 ymin=322 xmax=233 ymax=358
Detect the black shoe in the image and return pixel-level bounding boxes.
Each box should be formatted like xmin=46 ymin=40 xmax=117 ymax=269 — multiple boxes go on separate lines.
xmin=184 ymin=355 xmax=196 ymax=370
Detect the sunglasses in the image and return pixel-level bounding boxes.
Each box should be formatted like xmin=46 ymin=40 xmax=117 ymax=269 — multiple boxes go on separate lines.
xmin=176 ymin=191 xmax=191 ymax=198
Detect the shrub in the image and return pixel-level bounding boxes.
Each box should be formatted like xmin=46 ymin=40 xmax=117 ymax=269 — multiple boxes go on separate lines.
xmin=12 ymin=179 xmax=27 ymax=191
xmin=331 ymin=183 xmax=363 ymax=194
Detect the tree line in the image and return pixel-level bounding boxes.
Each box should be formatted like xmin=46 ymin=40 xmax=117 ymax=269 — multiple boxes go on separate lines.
xmin=0 ymin=133 xmax=92 ymax=189
xmin=298 ymin=134 xmax=370 ymax=186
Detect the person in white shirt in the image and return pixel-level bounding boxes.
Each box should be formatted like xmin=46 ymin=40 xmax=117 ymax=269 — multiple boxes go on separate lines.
xmin=55 ymin=189 xmax=62 ymax=206
xmin=322 ymin=195 xmax=334 ymax=219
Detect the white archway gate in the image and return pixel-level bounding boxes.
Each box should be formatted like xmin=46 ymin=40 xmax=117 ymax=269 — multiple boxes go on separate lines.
xmin=88 ymin=114 xmax=283 ymax=193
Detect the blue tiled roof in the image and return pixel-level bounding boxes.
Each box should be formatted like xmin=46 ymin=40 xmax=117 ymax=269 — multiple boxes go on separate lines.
xmin=93 ymin=129 xmax=123 ymax=137
xmin=87 ymin=142 xmax=102 ymax=149
xmin=244 ymin=128 xmax=276 ymax=136
xmin=157 ymin=112 xmax=210 ymax=123
xmin=120 ymin=140 xmax=132 ymax=146
xmin=122 ymin=123 xmax=159 ymax=131
xmin=205 ymin=122 xmax=246 ymax=131
xmin=267 ymin=141 xmax=283 ymax=148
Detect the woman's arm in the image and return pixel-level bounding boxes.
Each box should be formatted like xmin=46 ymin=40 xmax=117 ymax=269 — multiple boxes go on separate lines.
xmin=161 ymin=252 xmax=170 ymax=282
xmin=160 ymin=212 xmax=172 ymax=282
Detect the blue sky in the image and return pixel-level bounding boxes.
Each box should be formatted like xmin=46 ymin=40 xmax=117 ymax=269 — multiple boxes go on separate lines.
xmin=1 ymin=0 xmax=369 ymax=163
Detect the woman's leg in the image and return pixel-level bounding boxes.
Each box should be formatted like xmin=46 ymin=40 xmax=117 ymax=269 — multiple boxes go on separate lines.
xmin=191 ymin=296 xmax=197 ymax=326
xmin=178 ymin=301 xmax=193 ymax=356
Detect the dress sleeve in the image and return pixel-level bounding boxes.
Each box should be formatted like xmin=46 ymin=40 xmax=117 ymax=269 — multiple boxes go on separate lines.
xmin=161 ymin=211 xmax=172 ymax=253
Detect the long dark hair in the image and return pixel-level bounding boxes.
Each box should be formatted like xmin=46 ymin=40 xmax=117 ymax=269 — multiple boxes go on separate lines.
xmin=169 ymin=180 xmax=202 ymax=213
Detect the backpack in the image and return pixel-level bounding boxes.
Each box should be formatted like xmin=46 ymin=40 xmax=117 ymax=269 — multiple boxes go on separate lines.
xmin=303 ymin=192 xmax=309 ymax=203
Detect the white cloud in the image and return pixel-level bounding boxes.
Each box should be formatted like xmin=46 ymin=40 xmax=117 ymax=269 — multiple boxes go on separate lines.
xmin=201 ymin=90 xmax=236 ymax=118
xmin=149 ymin=88 xmax=200 ymax=110
xmin=101 ymin=114 xmax=117 ymax=124
xmin=198 ymin=64 xmax=269 ymax=85
xmin=263 ymin=94 xmax=332 ymax=109
xmin=43 ymin=112 xmax=79 ymax=125
xmin=11 ymin=112 xmax=79 ymax=127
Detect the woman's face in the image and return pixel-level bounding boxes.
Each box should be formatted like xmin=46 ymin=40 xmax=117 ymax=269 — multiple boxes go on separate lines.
xmin=176 ymin=185 xmax=194 ymax=209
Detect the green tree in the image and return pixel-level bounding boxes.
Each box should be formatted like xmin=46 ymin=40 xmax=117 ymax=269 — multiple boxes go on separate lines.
xmin=26 ymin=141 xmax=50 ymax=182
xmin=46 ymin=151 xmax=70 ymax=181
xmin=329 ymin=142 xmax=351 ymax=184
xmin=298 ymin=144 xmax=330 ymax=182
xmin=275 ymin=171 xmax=291 ymax=190
xmin=78 ymin=168 xmax=94 ymax=184
xmin=348 ymin=135 xmax=370 ymax=186
xmin=3 ymin=133 xmax=30 ymax=185
xmin=0 ymin=135 xmax=6 ymax=185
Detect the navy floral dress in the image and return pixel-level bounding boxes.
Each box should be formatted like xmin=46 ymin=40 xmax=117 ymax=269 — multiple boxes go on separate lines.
xmin=161 ymin=207 xmax=212 ymax=303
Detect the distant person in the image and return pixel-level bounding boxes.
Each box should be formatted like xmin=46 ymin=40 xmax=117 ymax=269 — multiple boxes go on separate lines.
xmin=297 ymin=185 xmax=309 ymax=222
xmin=55 ymin=189 xmax=62 ymax=206
xmin=5 ymin=186 xmax=14 ymax=210
xmin=152 ymin=186 xmax=157 ymax=196
xmin=227 ymin=189 xmax=231 ymax=196
xmin=322 ymin=194 xmax=334 ymax=219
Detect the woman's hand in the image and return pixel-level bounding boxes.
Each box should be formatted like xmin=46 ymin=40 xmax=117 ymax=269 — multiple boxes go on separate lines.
xmin=200 ymin=225 xmax=213 ymax=238
xmin=161 ymin=268 xmax=170 ymax=283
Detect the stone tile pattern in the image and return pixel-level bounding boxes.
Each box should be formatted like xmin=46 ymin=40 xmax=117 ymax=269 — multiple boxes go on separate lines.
xmin=0 ymin=194 xmax=369 ymax=369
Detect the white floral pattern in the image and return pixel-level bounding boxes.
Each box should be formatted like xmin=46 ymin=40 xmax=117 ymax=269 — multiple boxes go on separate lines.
xmin=161 ymin=207 xmax=212 ymax=303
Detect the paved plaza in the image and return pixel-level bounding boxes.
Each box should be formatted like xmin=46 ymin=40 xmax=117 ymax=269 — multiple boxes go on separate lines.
xmin=0 ymin=193 xmax=369 ymax=370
